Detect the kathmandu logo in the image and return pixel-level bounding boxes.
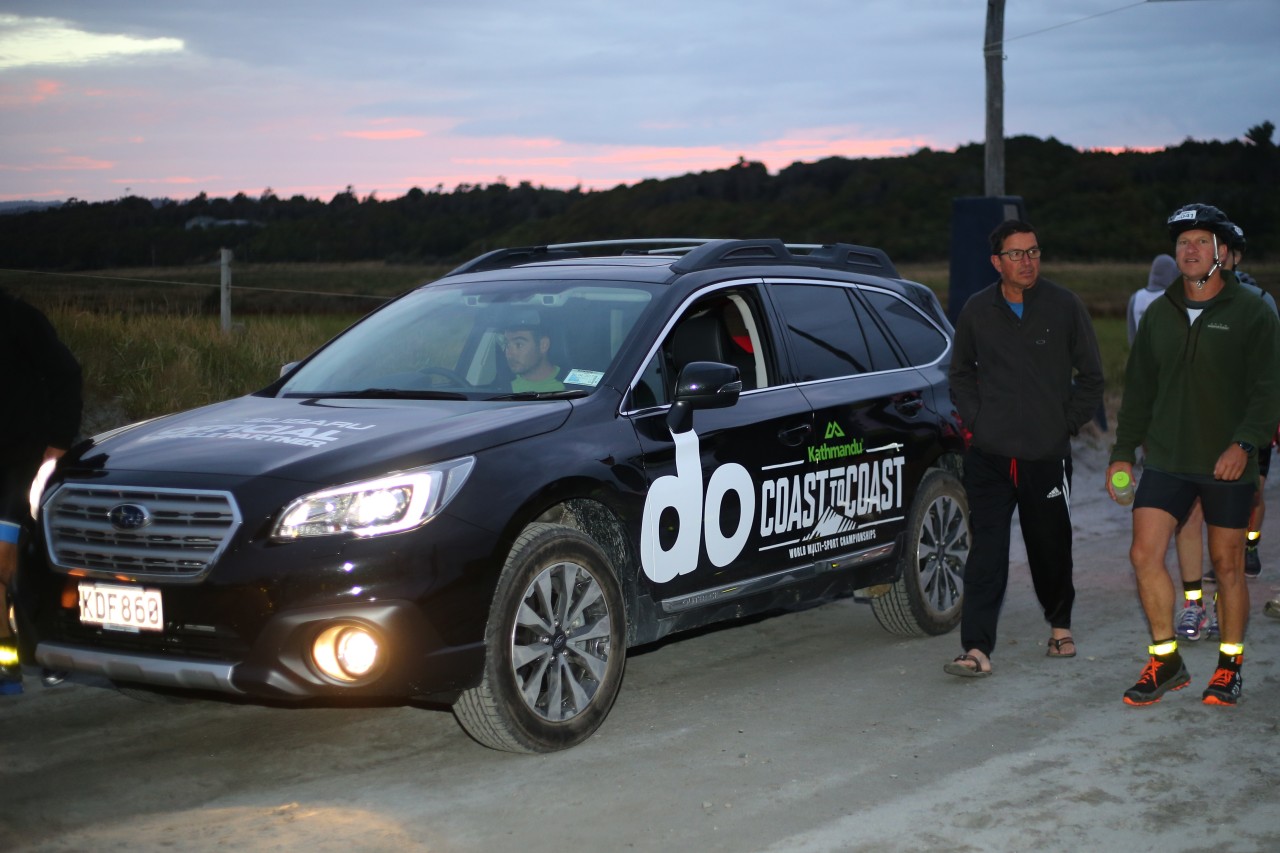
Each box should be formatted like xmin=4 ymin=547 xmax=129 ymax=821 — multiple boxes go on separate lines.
xmin=808 ymin=422 xmax=863 ymax=463
xmin=1207 ymin=322 xmax=1230 ymax=331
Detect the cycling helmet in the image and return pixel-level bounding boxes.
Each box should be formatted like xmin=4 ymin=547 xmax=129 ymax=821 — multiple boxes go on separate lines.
xmin=1225 ymin=222 xmax=1247 ymax=252
xmin=1167 ymin=203 xmax=1234 ymax=241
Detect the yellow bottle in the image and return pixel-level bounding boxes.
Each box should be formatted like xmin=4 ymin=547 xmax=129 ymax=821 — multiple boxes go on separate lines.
xmin=1111 ymin=470 xmax=1135 ymax=506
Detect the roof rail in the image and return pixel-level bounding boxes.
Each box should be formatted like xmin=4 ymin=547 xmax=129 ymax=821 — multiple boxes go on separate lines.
xmin=670 ymin=240 xmax=899 ymax=278
xmin=549 ymin=238 xmax=719 ymax=252
xmin=445 ymin=238 xmax=901 ymax=278
xmin=444 ymin=246 xmax=583 ymax=277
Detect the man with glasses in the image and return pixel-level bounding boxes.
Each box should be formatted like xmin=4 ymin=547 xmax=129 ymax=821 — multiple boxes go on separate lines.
xmin=944 ymin=219 xmax=1104 ymax=678
xmin=501 ymin=310 xmax=564 ymax=392
xmin=1108 ymin=203 xmax=1280 ymax=706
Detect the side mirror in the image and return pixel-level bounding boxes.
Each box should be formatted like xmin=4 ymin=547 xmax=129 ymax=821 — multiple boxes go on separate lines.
xmin=279 ymin=361 xmax=299 ymax=378
xmin=666 ymin=361 xmax=742 ymax=433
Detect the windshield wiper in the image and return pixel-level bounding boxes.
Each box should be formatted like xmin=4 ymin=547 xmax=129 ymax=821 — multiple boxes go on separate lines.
xmin=487 ymin=389 xmax=590 ymax=401
xmin=293 ymin=388 xmax=470 ymax=401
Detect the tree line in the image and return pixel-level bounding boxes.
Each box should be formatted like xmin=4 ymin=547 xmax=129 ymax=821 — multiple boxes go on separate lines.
xmin=1 ymin=122 xmax=1274 ymax=270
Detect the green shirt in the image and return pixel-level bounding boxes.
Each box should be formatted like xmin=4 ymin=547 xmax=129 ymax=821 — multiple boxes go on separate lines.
xmin=511 ymin=368 xmax=564 ymax=393
xmin=1112 ymin=271 xmax=1280 ymax=480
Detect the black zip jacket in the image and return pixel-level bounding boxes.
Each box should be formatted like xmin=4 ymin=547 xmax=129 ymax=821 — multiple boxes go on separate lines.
xmin=949 ymin=276 xmax=1104 ymax=461
xmin=1 ymin=290 xmax=83 ymax=449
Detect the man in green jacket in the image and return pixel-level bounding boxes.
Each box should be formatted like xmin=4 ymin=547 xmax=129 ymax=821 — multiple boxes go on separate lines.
xmin=1107 ymin=203 xmax=1280 ymax=707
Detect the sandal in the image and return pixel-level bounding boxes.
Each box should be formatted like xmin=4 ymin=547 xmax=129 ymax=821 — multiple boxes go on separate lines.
xmin=943 ymin=653 xmax=991 ymax=678
xmin=1046 ymin=636 xmax=1076 ymax=658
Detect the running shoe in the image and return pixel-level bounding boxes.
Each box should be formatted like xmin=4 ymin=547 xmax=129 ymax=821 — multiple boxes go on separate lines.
xmin=1176 ymin=602 xmax=1208 ymax=641
xmin=1244 ymin=545 xmax=1261 ymax=578
xmin=40 ymin=668 xmax=68 ymax=687
xmin=1205 ymin=605 xmax=1220 ymax=640
xmin=1123 ymin=655 xmax=1191 ymax=706
xmin=1265 ymin=596 xmax=1280 ymax=620
xmin=1203 ymin=665 xmax=1243 ymax=706
xmin=1203 ymin=566 xmax=1217 ymax=584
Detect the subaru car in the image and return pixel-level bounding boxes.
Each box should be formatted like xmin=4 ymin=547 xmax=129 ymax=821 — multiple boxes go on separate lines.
xmin=17 ymin=238 xmax=970 ymax=752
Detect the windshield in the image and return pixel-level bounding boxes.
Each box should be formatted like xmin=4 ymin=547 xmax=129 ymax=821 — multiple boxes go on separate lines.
xmin=279 ymin=278 xmax=656 ymax=400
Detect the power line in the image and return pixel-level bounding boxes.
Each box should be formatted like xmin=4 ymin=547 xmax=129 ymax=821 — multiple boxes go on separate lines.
xmin=985 ymin=1 xmax=1150 ymax=50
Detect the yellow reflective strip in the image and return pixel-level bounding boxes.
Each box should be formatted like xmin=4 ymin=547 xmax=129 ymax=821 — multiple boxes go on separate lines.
xmin=1247 ymin=531 xmax=1260 ymax=542
xmin=1184 ymin=590 xmax=1203 ymax=602
xmin=1149 ymin=640 xmax=1178 ymax=656
xmin=1219 ymin=642 xmax=1244 ymax=656
xmin=0 ymin=647 xmax=18 ymax=665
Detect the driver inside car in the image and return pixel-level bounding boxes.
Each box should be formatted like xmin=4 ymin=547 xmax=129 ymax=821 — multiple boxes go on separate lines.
xmin=501 ymin=310 xmax=565 ymax=392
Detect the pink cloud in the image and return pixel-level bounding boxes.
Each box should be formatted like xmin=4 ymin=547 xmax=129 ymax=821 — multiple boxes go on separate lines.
xmin=1088 ymin=145 xmax=1165 ymax=154
xmin=342 ymin=128 xmax=427 ymax=141
xmin=0 ymin=78 xmax=65 ymax=106
xmin=112 ymin=176 xmax=221 ymax=186
xmin=0 ymin=154 xmax=114 ymax=172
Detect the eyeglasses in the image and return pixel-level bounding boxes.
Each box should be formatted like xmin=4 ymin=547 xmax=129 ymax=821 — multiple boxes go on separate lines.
xmin=997 ymin=247 xmax=1042 ymax=261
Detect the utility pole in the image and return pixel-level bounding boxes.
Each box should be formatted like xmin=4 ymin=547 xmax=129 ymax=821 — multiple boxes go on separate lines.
xmin=984 ymin=0 xmax=1006 ymax=196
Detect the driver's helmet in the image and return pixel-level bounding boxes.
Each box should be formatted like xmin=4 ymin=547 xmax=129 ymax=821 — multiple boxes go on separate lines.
xmin=1167 ymin=203 xmax=1234 ymax=242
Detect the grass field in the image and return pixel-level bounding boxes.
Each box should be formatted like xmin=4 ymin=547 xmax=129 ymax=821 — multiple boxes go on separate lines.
xmin=5 ymin=259 xmax=1275 ymax=435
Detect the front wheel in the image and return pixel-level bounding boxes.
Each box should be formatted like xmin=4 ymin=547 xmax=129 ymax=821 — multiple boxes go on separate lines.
xmin=454 ymin=523 xmax=626 ymax=752
xmin=871 ymin=468 xmax=969 ymax=636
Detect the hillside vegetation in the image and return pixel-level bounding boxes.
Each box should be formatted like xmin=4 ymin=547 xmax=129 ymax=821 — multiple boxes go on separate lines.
xmin=1 ymin=125 xmax=1275 ymax=272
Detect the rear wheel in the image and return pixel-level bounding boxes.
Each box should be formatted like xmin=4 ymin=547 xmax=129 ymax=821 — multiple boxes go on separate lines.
xmin=872 ymin=469 xmax=969 ymax=636
xmin=454 ymin=523 xmax=626 ymax=753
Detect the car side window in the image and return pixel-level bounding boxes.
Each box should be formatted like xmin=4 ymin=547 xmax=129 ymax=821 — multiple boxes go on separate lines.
xmin=859 ymin=289 xmax=948 ymax=367
xmin=631 ymin=288 xmax=772 ymax=408
xmin=768 ymin=282 xmax=879 ymax=381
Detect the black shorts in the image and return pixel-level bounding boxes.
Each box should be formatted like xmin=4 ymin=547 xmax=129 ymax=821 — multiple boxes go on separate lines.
xmin=1260 ymin=443 xmax=1272 ymax=478
xmin=1134 ymin=468 xmax=1256 ymax=529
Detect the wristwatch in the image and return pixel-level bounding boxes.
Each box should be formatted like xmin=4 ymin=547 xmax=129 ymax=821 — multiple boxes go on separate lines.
xmin=1236 ymin=441 xmax=1256 ymax=455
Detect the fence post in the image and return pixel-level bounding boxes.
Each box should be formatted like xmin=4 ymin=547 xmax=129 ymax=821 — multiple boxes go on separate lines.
xmin=220 ymin=248 xmax=233 ymax=333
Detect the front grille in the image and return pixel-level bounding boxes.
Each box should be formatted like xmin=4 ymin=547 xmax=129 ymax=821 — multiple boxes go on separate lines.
xmin=44 ymin=484 xmax=242 ymax=582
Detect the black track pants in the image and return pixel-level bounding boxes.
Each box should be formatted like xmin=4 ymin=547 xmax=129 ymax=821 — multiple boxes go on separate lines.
xmin=959 ymin=447 xmax=1075 ymax=657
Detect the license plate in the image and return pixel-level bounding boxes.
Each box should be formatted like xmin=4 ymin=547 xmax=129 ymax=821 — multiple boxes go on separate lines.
xmin=78 ymin=582 xmax=164 ymax=632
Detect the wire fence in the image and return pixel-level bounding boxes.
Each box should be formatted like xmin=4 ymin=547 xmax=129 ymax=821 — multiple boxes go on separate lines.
xmin=0 ymin=251 xmax=437 ymax=326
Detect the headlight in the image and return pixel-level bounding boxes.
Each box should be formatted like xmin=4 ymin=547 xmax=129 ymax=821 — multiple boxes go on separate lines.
xmin=272 ymin=457 xmax=475 ymax=540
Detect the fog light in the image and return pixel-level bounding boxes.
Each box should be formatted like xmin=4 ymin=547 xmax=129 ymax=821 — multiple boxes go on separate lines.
xmin=312 ymin=624 xmax=382 ymax=683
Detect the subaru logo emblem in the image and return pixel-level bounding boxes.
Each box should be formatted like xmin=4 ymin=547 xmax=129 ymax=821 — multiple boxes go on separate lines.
xmin=108 ymin=503 xmax=152 ymax=531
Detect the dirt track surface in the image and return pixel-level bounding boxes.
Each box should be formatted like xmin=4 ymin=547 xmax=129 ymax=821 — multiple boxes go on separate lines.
xmin=4 ymin=432 xmax=1279 ymax=852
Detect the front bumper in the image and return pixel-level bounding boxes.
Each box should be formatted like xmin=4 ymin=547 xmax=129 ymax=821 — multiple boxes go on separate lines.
xmin=33 ymin=598 xmax=484 ymax=701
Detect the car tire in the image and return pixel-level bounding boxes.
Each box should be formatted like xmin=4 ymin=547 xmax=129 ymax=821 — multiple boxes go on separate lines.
xmin=454 ymin=522 xmax=627 ymax=753
xmin=871 ymin=468 xmax=969 ymax=637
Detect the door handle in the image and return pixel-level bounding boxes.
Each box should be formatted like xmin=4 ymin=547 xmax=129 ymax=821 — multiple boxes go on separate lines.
xmin=894 ymin=394 xmax=925 ymax=417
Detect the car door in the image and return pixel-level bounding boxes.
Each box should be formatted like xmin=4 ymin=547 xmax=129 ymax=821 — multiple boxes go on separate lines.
xmin=627 ymin=282 xmax=815 ymax=607
xmin=764 ymin=278 xmax=939 ymax=572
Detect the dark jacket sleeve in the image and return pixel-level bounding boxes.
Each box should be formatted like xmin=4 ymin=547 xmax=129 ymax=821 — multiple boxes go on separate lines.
xmin=948 ymin=298 xmax=981 ymax=430
xmin=1065 ymin=292 xmax=1105 ymax=435
xmin=17 ymin=299 xmax=83 ymax=449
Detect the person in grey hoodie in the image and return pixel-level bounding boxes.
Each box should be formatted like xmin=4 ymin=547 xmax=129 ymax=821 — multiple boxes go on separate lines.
xmin=1128 ymin=254 xmax=1178 ymax=345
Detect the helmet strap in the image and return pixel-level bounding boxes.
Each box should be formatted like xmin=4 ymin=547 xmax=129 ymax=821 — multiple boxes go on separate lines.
xmin=1193 ymin=235 xmax=1222 ymax=289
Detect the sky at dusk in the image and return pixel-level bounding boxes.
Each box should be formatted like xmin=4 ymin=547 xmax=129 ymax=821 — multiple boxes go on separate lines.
xmin=1 ymin=0 xmax=1276 ymax=204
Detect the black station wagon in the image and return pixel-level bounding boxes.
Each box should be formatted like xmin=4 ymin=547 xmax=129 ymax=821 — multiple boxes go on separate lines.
xmin=18 ymin=239 xmax=971 ymax=752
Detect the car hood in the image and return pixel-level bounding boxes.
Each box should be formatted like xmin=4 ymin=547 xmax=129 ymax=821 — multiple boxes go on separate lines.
xmin=72 ymin=395 xmax=572 ymax=483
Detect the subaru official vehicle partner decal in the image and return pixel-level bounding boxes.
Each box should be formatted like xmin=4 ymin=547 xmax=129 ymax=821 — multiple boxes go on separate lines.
xmin=18 ymin=239 xmax=969 ymax=753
